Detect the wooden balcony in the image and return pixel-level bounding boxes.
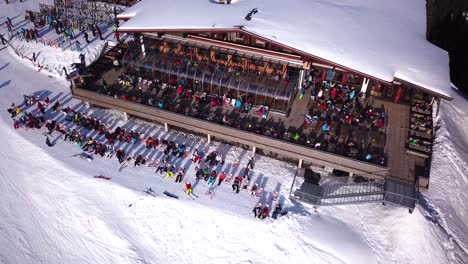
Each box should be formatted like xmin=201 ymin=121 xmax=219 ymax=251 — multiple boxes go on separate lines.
xmin=71 ymin=86 xmax=390 ymax=179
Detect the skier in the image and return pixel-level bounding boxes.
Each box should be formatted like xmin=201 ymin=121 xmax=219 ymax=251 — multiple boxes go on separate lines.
xmin=207 ymin=174 xmax=216 ymax=185
xmin=51 ymin=100 xmax=60 ymax=112
xmin=75 ymin=40 xmax=81 ymax=51
xmin=249 ymin=183 xmax=258 ymax=196
xmin=243 ymin=167 xmax=250 ymax=180
xmin=37 ymin=101 xmax=44 ymax=114
xmin=0 ymin=34 xmax=7 ymax=45
xmin=217 ymin=171 xmax=226 ymax=185
xmin=214 ymin=154 xmax=222 ymax=166
xmin=13 ymin=119 xmax=19 ymax=129
xmin=113 ymin=57 xmax=120 ymax=71
xmin=202 ymin=166 xmax=210 ymax=181
xmin=134 ymin=155 xmax=142 ymax=167
xmin=258 ymin=205 xmax=269 ymax=220
xmin=106 ymin=145 xmax=114 ymax=158
xmin=166 ymin=165 xmax=175 ymax=179
xmin=175 ymin=168 xmax=185 ymax=183
xmin=95 ymin=23 xmax=103 ymax=40
xmin=195 ymin=167 xmax=204 ymax=181
xmin=79 ymin=53 xmax=85 ymax=65
xmin=185 ymin=182 xmax=193 ymax=196
xmin=246 ymin=156 xmax=254 ymax=169
xmin=7 ymin=103 xmax=16 ymax=118
xmin=83 ymin=31 xmax=90 ymax=43
xmin=177 ymin=144 xmax=185 ymax=158
xmin=155 ymin=160 xmax=166 ymax=174
xmin=252 ymin=203 xmax=262 ymax=218
xmin=116 ymin=149 xmax=125 ymax=163
xmin=271 ymin=203 xmax=283 ymax=220
xmin=191 ymin=148 xmax=198 ymax=161
xmin=194 ymin=150 xmax=204 ymax=164
xmin=232 ymin=176 xmax=243 ymax=193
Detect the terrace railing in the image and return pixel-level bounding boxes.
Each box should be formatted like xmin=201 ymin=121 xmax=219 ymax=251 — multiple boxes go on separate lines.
xmin=71 ymin=86 xmax=390 ymax=179
xmin=289 ymin=172 xmax=418 ymax=211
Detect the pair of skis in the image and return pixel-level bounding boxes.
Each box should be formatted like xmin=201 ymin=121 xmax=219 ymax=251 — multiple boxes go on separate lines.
xmin=94 ymin=175 xmax=111 ymax=180
xmin=94 ymin=171 xmax=111 ymax=180
xmin=144 ymin=188 xmax=158 ymax=197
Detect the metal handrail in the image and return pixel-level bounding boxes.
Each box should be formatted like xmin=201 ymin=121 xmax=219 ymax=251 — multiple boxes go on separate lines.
xmin=383 ymin=191 xmax=419 ymax=209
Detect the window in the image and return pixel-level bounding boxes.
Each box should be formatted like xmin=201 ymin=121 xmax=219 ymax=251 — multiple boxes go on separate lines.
xmin=251 ymin=59 xmax=264 ymax=67
xmin=215 ymin=53 xmax=228 ymax=61
xmin=198 ymin=48 xmax=210 ymax=57
xmin=235 ymin=32 xmax=244 ymax=39
xmin=167 ymin=42 xmax=178 ymax=49
xmin=182 ymin=45 xmax=192 ymax=53
xmin=232 ymin=55 xmax=242 ymax=64
xmin=346 ymin=73 xmax=362 ymax=85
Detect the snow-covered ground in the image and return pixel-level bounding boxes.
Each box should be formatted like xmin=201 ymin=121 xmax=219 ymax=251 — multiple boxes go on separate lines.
xmin=1 ymin=1 xmax=468 ymax=264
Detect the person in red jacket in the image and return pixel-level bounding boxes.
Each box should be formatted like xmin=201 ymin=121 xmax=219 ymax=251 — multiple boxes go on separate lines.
xmin=232 ymin=176 xmax=243 ymax=193
xmin=37 ymin=101 xmax=44 ymax=114
xmin=330 ymin=87 xmax=337 ymax=98
xmin=377 ymin=118 xmax=384 ymax=129
xmin=185 ymin=182 xmax=192 ymax=195
xmin=13 ymin=119 xmax=19 ymax=129
xmin=218 ymin=171 xmax=226 ymax=185
xmin=259 ymin=205 xmax=269 ymax=219
xmin=176 ymin=85 xmax=183 ymax=98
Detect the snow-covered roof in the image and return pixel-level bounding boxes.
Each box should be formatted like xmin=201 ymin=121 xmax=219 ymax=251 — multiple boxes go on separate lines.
xmin=117 ymin=0 xmax=452 ymax=99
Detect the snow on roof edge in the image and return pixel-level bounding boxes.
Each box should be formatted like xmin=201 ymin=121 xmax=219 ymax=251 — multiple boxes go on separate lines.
xmin=116 ymin=0 xmax=452 ymax=100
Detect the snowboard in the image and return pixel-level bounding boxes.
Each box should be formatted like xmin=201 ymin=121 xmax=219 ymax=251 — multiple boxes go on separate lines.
xmin=163 ymin=191 xmax=179 ymax=199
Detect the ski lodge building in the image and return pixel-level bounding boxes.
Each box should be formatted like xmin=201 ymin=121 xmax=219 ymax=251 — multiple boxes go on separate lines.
xmin=70 ymin=0 xmax=452 ymax=211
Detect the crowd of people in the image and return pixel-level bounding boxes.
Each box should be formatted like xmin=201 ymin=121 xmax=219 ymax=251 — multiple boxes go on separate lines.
xmin=304 ymin=72 xmax=387 ymax=132
xmin=299 ymin=71 xmax=388 ymax=165
xmin=84 ymin=54 xmax=389 ymax=168
xmin=7 ymin=94 xmax=287 ymax=221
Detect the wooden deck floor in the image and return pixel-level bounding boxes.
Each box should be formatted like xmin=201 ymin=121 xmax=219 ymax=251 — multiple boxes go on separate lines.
xmin=373 ymin=98 xmax=422 ymax=183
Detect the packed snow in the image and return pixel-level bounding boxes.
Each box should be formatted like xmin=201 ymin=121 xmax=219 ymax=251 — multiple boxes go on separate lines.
xmin=117 ymin=0 xmax=451 ymax=99
xmin=1 ymin=1 xmax=468 ymax=264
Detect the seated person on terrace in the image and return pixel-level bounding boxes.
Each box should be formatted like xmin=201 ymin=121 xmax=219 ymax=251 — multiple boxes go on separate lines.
xmin=321 ymin=122 xmax=330 ymax=132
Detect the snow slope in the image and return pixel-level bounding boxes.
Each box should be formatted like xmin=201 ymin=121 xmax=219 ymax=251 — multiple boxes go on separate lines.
xmin=1 ymin=1 xmax=468 ymax=264
xmin=0 ymin=49 xmax=377 ymax=264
